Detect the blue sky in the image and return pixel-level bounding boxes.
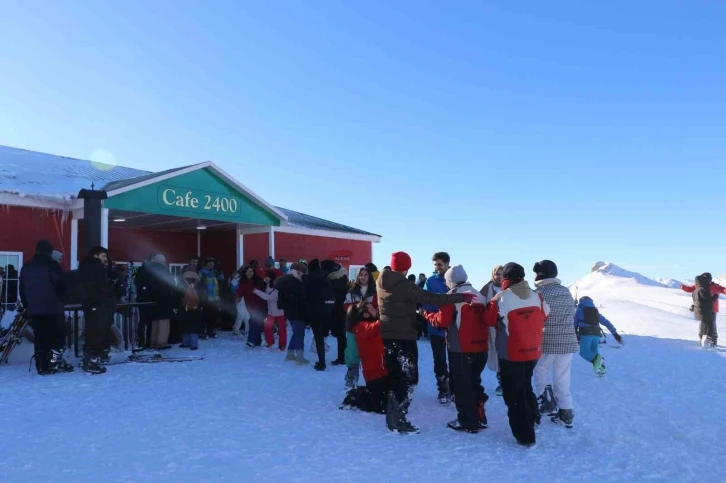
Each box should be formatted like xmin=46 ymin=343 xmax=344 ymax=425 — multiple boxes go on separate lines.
xmin=1 ymin=0 xmax=724 ymax=286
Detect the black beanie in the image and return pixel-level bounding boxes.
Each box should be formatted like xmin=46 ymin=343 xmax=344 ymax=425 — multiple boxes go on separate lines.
xmin=502 ymin=262 xmax=525 ymax=282
xmin=35 ymin=240 xmax=53 ymax=256
xmin=321 ymin=259 xmax=336 ymax=273
xmin=533 ymin=260 xmax=558 ymax=281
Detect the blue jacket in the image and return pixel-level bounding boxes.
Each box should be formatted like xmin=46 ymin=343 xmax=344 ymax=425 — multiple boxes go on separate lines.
xmin=574 ymin=298 xmax=617 ymax=336
xmin=423 ymin=272 xmax=447 ymax=337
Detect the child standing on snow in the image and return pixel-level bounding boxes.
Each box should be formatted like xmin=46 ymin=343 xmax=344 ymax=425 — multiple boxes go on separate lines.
xmin=179 ymin=271 xmax=204 ymax=350
xmin=574 ymin=296 xmax=622 ymax=375
xmin=253 ymin=271 xmax=287 ymax=350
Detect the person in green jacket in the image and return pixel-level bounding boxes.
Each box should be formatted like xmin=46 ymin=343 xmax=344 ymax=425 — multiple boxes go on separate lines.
xmin=343 ymin=267 xmax=377 ymax=388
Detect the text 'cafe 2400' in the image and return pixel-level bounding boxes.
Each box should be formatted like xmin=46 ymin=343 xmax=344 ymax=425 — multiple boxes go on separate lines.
xmin=0 ymin=145 xmax=381 ymax=281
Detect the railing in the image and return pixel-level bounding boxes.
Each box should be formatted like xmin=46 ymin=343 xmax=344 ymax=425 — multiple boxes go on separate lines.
xmin=63 ymin=302 xmax=157 ymax=357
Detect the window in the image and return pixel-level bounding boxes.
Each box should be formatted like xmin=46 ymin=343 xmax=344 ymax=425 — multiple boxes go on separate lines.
xmin=0 ymin=252 xmax=23 ymax=312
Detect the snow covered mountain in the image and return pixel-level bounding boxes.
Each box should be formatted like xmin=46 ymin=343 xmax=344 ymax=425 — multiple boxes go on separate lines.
xmin=653 ymin=277 xmax=683 ymax=289
xmin=570 ymin=262 xmax=698 ymax=341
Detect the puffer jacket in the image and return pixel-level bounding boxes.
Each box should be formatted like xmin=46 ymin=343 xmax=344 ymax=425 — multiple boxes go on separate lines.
xmin=534 ymin=278 xmax=579 ymax=354
xmin=692 ymin=275 xmax=715 ymax=324
xmin=351 ymin=319 xmax=387 ymax=382
xmin=19 ymin=253 xmax=66 ymax=316
xmin=423 ymin=281 xmax=488 ymax=353
xmin=484 ymin=280 xmax=549 ymax=362
xmin=376 ymin=269 xmax=466 ymax=341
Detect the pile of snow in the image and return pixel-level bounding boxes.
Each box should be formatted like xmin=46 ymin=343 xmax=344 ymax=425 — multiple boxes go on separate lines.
xmin=653 ymin=277 xmax=683 ymax=289
xmin=714 ymin=274 xmax=726 ymax=287
xmin=588 ymin=261 xmax=666 ymax=287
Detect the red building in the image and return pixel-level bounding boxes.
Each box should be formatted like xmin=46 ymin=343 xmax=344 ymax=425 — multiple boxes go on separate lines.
xmin=0 ymin=146 xmax=381 ymax=305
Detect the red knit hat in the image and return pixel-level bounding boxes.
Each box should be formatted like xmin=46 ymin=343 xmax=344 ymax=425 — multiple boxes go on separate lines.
xmin=390 ymin=251 xmax=412 ymax=272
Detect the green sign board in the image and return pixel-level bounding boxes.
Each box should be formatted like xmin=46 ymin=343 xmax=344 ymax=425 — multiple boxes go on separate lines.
xmin=104 ymin=168 xmax=281 ymax=226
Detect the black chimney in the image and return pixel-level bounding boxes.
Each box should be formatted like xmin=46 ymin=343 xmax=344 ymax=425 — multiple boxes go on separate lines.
xmin=77 ymin=187 xmax=108 ymax=255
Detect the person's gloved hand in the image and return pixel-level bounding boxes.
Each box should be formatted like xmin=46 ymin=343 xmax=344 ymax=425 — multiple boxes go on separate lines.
xmin=614 ymin=333 xmax=623 ymax=344
xmin=462 ymin=293 xmax=476 ymax=304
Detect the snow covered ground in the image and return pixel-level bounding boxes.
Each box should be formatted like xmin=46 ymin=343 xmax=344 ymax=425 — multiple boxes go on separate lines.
xmin=1 ymin=265 xmax=725 ymax=482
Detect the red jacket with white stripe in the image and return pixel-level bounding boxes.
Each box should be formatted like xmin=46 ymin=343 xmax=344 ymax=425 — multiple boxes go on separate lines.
xmin=484 ymin=281 xmax=549 ymax=362
xmin=423 ymin=283 xmax=488 ymax=353
xmin=352 ymin=320 xmax=388 ymax=382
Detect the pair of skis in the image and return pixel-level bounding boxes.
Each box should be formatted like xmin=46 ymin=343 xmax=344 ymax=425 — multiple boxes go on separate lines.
xmin=104 ymin=353 xmax=204 ymax=365
xmin=0 ymin=310 xmax=30 ymax=365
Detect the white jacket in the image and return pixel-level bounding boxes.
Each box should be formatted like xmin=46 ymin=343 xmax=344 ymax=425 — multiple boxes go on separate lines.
xmin=253 ymin=287 xmax=284 ymax=317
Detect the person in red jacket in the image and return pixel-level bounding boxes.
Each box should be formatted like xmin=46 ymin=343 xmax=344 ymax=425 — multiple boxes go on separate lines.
xmin=235 ymin=265 xmax=266 ymax=348
xmin=681 ymin=273 xmax=726 ymax=345
xmin=423 ymin=264 xmax=489 ymax=434
xmin=484 ymin=263 xmax=549 ymax=448
xmin=340 ymin=302 xmax=391 ymax=414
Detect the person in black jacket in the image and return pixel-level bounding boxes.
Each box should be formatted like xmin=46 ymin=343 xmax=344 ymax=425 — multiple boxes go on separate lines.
xmin=275 ymin=262 xmax=309 ymax=365
xmin=322 ymin=259 xmax=350 ymax=366
xmin=306 ymin=259 xmax=335 ymax=371
xmin=693 ymin=274 xmax=716 ymax=348
xmin=144 ymin=254 xmax=178 ymax=349
xmin=78 ymin=246 xmax=114 ymax=374
xmin=19 ymin=240 xmax=74 ymax=375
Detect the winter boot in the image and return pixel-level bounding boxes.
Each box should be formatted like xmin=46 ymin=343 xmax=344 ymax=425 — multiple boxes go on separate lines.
xmin=331 ymin=358 xmax=345 ymax=366
xmin=295 ymin=352 xmax=310 ymax=365
xmin=50 ymin=349 xmax=74 ymax=373
xmin=436 ymin=376 xmax=450 ymax=404
xmin=537 ymin=385 xmax=558 ymax=415
xmin=100 ymin=349 xmax=111 ymax=364
xmin=551 ymin=408 xmax=574 ymax=429
xmin=82 ymin=354 xmax=107 ymax=375
xmin=33 ymin=351 xmax=54 ymax=375
xmin=285 ymin=350 xmax=296 ymax=362
xmin=345 ymin=366 xmax=359 ymax=389
xmin=314 ymin=362 xmax=326 ymax=371
xmin=476 ymin=401 xmax=488 ymax=428
xmin=517 ymin=440 xmax=536 ymax=448
xmin=447 ymin=419 xmax=478 ymax=434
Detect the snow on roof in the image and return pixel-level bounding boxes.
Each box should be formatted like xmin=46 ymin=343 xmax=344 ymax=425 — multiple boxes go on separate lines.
xmin=0 ymin=145 xmax=150 ymax=200
xmin=0 ymin=145 xmax=380 ymax=238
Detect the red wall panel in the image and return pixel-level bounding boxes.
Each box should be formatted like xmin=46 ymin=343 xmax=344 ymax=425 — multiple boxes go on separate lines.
xmin=243 ymin=233 xmax=269 ymax=267
xmin=274 ymin=232 xmax=372 ymax=266
xmin=108 ymin=227 xmax=197 ymax=265
xmin=0 ymin=206 xmax=72 ymax=270
xmin=201 ymin=230 xmax=237 ymax=274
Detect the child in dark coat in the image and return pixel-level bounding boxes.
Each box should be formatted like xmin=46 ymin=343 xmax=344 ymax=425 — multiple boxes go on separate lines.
xmin=179 ymin=271 xmax=204 ymax=350
xmin=340 ymin=302 xmax=391 ymax=414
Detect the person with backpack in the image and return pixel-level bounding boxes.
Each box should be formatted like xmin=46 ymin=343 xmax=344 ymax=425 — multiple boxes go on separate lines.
xmin=681 ymin=273 xmax=725 ymax=347
xmin=532 ymin=260 xmax=579 ymax=429
xmin=483 ymin=263 xmax=550 ymax=448
xmin=574 ymin=296 xmax=622 ymax=376
xmin=18 ymin=240 xmax=74 ymax=375
xmin=340 ymin=302 xmax=391 ymax=414
xmin=691 ymin=274 xmax=717 ymax=349
xmin=179 ymin=270 xmax=204 ymax=351
xmin=275 ymin=262 xmax=309 ymax=365
xmin=253 ymin=270 xmax=287 ymax=350
xmin=343 ymin=267 xmax=378 ymax=388
xmin=422 ymin=265 xmax=489 ymax=434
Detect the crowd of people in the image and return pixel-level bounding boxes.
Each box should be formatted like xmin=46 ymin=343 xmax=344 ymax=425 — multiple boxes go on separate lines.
xmin=15 ymin=239 xmax=724 ymax=448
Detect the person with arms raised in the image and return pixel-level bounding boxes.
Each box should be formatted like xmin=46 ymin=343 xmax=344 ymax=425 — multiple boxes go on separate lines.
xmin=377 ymin=251 xmax=475 ymax=433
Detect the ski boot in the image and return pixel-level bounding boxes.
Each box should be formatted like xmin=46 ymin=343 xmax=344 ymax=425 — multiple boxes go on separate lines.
xmin=551 ymin=408 xmax=574 ymax=429
xmin=100 ymin=349 xmax=111 ymax=364
xmin=50 ymin=349 xmax=74 ymax=373
xmin=537 ymin=385 xmax=558 ymax=415
xmin=32 ymin=351 xmax=54 ymax=375
xmin=592 ymin=354 xmax=605 ymax=375
xmin=436 ymin=376 xmax=451 ymax=404
xmin=476 ymin=401 xmax=488 ymax=429
xmin=447 ymin=419 xmax=478 ymax=434
xmin=344 ymin=366 xmax=359 ymax=389
xmin=82 ymin=354 xmax=107 ymax=375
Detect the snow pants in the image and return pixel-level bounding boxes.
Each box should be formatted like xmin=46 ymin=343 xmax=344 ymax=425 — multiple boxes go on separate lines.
xmin=341 ymin=376 xmax=392 ymax=413
xmin=309 ymin=310 xmax=330 ymax=365
xmin=30 ymin=314 xmax=66 ymax=353
xmin=246 ymin=312 xmax=264 ymax=347
xmin=202 ymin=301 xmax=220 ymax=337
xmin=449 ymin=351 xmax=488 ymax=430
xmin=150 ymin=319 xmax=170 ymax=348
xmin=264 ymin=315 xmax=287 ymax=349
xmin=233 ymin=299 xmax=250 ymax=334
xmin=699 ymin=314 xmax=718 ymax=345
xmin=499 ymin=359 xmax=538 ymax=445
xmin=182 ymin=333 xmax=199 ymax=350
xmin=579 ymin=335 xmax=600 ymax=362
xmin=287 ymin=319 xmax=305 ymax=352
xmin=430 ymin=334 xmax=450 ymax=393
xmin=383 ymin=339 xmax=419 ymax=419
xmin=84 ymin=307 xmax=111 ymax=357
xmin=533 ymin=353 xmax=574 ymax=410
